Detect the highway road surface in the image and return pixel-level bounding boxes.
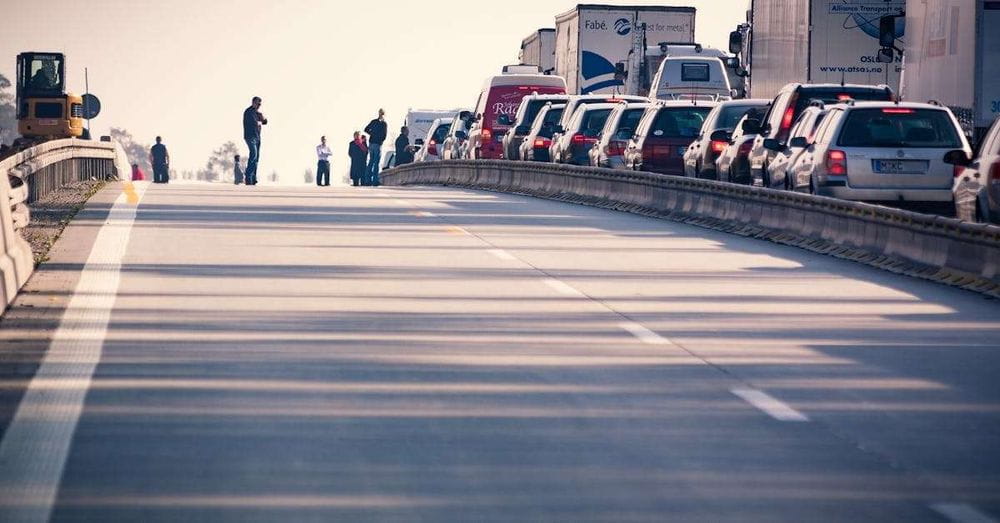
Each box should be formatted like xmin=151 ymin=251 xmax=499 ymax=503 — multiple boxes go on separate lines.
xmin=1 ymin=181 xmax=998 ymax=522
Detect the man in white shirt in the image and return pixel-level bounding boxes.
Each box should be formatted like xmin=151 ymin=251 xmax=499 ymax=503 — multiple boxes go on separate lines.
xmin=316 ymin=136 xmax=332 ymax=186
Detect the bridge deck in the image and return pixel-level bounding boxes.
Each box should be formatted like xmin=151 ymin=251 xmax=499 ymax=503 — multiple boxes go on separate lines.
xmin=1 ymin=182 xmax=998 ymax=522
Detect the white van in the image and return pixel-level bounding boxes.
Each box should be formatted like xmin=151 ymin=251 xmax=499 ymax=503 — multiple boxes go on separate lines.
xmin=649 ymin=57 xmax=735 ymax=102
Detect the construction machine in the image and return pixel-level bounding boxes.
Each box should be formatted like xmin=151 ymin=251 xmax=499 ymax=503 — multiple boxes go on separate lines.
xmin=15 ymin=52 xmax=84 ymax=141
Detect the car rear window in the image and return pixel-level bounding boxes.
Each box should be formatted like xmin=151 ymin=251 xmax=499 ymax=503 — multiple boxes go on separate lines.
xmin=432 ymin=123 xmax=451 ymax=142
xmin=522 ymin=100 xmax=551 ymax=126
xmin=793 ymin=88 xmax=892 ymax=116
xmin=837 ymin=108 xmax=963 ymax=148
xmin=717 ymin=104 xmax=768 ymax=130
xmin=580 ymin=109 xmax=613 ymax=136
xmin=650 ymin=107 xmax=712 ymax=139
xmin=542 ymin=108 xmax=564 ymax=126
xmin=615 ymin=108 xmax=646 ymax=138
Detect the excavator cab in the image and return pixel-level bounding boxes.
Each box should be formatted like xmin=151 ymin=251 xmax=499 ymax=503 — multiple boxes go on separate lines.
xmin=15 ymin=52 xmax=83 ymax=139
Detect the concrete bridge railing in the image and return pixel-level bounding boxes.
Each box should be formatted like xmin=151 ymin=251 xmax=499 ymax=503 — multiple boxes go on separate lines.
xmin=383 ymin=160 xmax=1000 ymax=297
xmin=0 ymin=138 xmax=126 ymax=310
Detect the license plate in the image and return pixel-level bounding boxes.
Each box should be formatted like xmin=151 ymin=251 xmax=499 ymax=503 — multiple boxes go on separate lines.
xmin=38 ymin=119 xmax=58 ymax=127
xmin=872 ymin=159 xmax=928 ymax=174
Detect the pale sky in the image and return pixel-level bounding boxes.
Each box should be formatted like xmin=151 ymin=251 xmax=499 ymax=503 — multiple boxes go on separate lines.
xmin=1 ymin=0 xmax=746 ymax=183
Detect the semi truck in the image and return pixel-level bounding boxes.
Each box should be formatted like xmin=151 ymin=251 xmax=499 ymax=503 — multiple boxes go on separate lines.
xmin=731 ymin=0 xmax=906 ymax=99
xmin=554 ymin=4 xmax=696 ymax=95
xmin=897 ymin=0 xmax=1000 ymax=141
xmin=519 ymin=29 xmax=556 ymax=75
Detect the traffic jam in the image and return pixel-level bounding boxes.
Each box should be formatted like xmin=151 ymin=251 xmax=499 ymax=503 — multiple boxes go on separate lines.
xmin=387 ymin=2 xmax=999 ymax=224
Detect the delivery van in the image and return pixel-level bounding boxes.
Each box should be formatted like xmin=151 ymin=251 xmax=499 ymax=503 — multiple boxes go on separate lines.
xmin=467 ymin=72 xmax=567 ymax=159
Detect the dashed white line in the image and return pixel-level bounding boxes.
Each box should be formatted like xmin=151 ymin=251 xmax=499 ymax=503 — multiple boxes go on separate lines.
xmin=487 ymin=249 xmax=517 ymax=261
xmin=542 ymin=278 xmax=584 ymax=297
xmin=619 ymin=321 xmax=672 ymax=346
xmin=930 ymin=503 xmax=998 ymax=523
xmin=411 ymin=210 xmax=435 ymax=218
xmin=731 ymin=388 xmax=810 ymax=422
xmin=0 ymin=182 xmax=148 ymax=522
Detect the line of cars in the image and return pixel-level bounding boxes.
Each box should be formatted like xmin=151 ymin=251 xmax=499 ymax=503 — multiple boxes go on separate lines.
xmin=399 ymin=66 xmax=998 ymax=224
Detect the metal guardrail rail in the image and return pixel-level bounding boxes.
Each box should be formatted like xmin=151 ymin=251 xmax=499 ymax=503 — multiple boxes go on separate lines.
xmin=0 ymin=138 xmax=127 ymax=310
xmin=383 ymin=160 xmax=1000 ymax=297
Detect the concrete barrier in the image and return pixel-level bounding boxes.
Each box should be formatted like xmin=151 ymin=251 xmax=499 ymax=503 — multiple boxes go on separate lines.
xmin=0 ymin=139 xmax=125 ymax=311
xmin=383 ymin=160 xmax=1000 ymax=297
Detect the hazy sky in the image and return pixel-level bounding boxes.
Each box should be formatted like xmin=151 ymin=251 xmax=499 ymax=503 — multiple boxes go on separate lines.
xmin=1 ymin=0 xmax=746 ymax=183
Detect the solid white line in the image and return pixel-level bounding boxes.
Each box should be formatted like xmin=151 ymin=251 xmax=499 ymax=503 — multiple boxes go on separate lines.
xmin=930 ymin=503 xmax=998 ymax=523
xmin=0 ymin=183 xmax=147 ymax=522
xmin=542 ymin=278 xmax=584 ymax=297
xmin=731 ymin=388 xmax=810 ymax=422
xmin=619 ymin=321 xmax=672 ymax=346
xmin=487 ymin=249 xmax=517 ymax=261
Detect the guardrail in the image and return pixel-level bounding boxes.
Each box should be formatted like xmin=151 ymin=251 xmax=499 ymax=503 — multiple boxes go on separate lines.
xmin=383 ymin=160 xmax=1000 ymax=297
xmin=1 ymin=138 xmax=127 ymax=310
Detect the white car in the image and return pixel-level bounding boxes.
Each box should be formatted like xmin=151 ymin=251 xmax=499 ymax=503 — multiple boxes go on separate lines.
xmin=550 ymin=103 xmax=617 ymax=165
xmin=763 ymin=104 xmax=831 ymax=190
xmin=785 ymin=101 xmax=972 ymax=208
xmin=441 ymin=111 xmax=474 ymax=160
xmin=413 ymin=118 xmax=453 ymax=163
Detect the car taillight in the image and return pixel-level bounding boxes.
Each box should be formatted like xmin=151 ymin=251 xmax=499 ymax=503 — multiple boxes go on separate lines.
xmin=533 ymin=137 xmax=551 ymax=148
xmin=710 ymin=140 xmax=727 ymax=155
xmin=825 ymin=149 xmax=847 ymax=175
xmin=606 ymin=140 xmax=626 ymax=156
xmin=777 ymin=93 xmax=798 ymax=140
xmin=882 ymin=108 xmax=915 ymax=114
xmin=481 ymin=129 xmax=493 ymax=141
xmin=571 ymin=133 xmax=586 ymax=144
xmin=428 ymin=140 xmax=437 ymax=156
xmin=737 ymin=140 xmax=753 ymax=157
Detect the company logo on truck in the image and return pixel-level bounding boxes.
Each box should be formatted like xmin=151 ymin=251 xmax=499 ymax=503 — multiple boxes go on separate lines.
xmin=614 ymin=18 xmax=631 ymax=36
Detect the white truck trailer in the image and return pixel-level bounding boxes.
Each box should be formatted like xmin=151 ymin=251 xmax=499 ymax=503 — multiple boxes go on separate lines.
xmin=733 ymin=0 xmax=906 ymax=99
xmin=554 ymin=4 xmax=696 ymax=95
xmin=899 ymin=0 xmax=1000 ymax=141
xmin=519 ymin=29 xmax=556 ymax=75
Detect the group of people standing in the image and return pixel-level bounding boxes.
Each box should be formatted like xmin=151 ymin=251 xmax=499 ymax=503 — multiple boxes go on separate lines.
xmin=346 ymin=109 xmax=388 ymax=186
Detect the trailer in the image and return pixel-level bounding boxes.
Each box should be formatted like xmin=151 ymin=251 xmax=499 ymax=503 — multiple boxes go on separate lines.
xmin=554 ymin=4 xmax=695 ymax=95
xmin=519 ymin=29 xmax=556 ymax=75
xmin=734 ymin=0 xmax=905 ymax=99
xmin=899 ymin=0 xmax=1000 ymax=141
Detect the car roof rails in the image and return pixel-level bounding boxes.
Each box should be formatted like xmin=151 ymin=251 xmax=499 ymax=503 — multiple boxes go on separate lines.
xmin=927 ymin=99 xmax=943 ymax=107
xmin=807 ymin=99 xmax=826 ymax=109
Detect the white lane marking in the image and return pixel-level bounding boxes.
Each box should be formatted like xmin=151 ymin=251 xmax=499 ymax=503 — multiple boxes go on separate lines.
xmin=619 ymin=321 xmax=671 ymax=346
xmin=393 ymin=199 xmax=411 ymax=206
xmin=731 ymin=388 xmax=810 ymax=422
xmin=543 ymin=278 xmax=584 ymax=297
xmin=487 ymin=249 xmax=517 ymax=261
xmin=412 ymin=210 xmax=434 ymax=218
xmin=930 ymin=503 xmax=998 ymax=523
xmin=0 ymin=183 xmax=147 ymax=522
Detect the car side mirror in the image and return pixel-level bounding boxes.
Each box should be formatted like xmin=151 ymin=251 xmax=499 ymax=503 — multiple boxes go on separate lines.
xmin=788 ymin=136 xmax=808 ymax=148
xmin=763 ymin=138 xmax=784 ymax=151
xmin=515 ymin=125 xmax=531 ymax=135
xmin=414 ymin=138 xmax=424 ymax=146
xmin=456 ymin=131 xmax=468 ymax=140
xmin=942 ymin=149 xmax=971 ymax=166
xmin=741 ymin=119 xmax=761 ymax=135
xmin=729 ymin=30 xmax=743 ymax=54
xmin=709 ymin=129 xmax=731 ymax=142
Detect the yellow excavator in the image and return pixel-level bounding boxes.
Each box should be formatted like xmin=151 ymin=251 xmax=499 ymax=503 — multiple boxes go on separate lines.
xmin=15 ymin=52 xmax=84 ymax=141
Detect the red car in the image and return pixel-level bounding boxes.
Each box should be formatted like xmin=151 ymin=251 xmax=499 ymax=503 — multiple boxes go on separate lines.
xmin=625 ymin=102 xmax=717 ymax=175
xmin=466 ymin=72 xmax=567 ymax=160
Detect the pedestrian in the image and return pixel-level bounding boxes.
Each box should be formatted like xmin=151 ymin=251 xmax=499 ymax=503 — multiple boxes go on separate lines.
xmin=130 ymin=163 xmax=146 ymax=181
xmin=364 ymin=108 xmax=388 ymax=186
xmin=394 ymin=125 xmax=415 ymax=166
xmin=316 ymin=135 xmax=332 ymax=187
xmin=242 ymin=96 xmax=268 ymax=186
xmin=233 ymin=154 xmax=244 ymax=185
xmin=349 ymin=132 xmax=367 ymax=187
xmin=150 ymin=136 xmax=170 ymax=183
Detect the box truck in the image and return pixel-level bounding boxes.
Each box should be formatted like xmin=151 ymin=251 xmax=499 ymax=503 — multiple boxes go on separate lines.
xmin=554 ymin=4 xmax=696 ymax=95
xmin=519 ymin=29 xmax=556 ymax=75
xmin=732 ymin=0 xmax=906 ymax=99
xmin=898 ymin=0 xmax=1000 ymax=141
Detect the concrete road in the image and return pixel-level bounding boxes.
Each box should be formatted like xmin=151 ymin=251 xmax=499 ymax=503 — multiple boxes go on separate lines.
xmin=1 ymin=182 xmax=999 ymax=522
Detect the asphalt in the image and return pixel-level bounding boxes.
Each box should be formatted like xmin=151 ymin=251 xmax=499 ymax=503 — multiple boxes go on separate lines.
xmin=1 ymin=181 xmax=999 ymax=522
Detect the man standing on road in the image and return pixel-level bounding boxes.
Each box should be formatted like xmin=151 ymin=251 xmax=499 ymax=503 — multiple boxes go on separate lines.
xmin=243 ymin=96 xmax=267 ymax=186
xmin=150 ymin=136 xmax=169 ymax=184
xmin=394 ymin=126 xmax=415 ymax=166
xmin=364 ymin=108 xmax=387 ymax=186
xmin=316 ymin=136 xmax=332 ymax=187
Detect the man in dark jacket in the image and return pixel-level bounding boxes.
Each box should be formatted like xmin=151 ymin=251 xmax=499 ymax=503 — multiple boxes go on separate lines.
xmin=242 ymin=96 xmax=267 ymax=186
xmin=150 ymin=136 xmax=170 ymax=183
xmin=394 ymin=126 xmax=414 ymax=166
xmin=348 ymin=132 xmax=367 ymax=187
xmin=363 ymin=108 xmax=387 ymax=185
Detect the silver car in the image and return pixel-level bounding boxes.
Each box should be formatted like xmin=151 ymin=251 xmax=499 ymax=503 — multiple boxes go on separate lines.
xmin=589 ymin=102 xmax=653 ymax=169
xmin=440 ymin=111 xmax=474 ymax=160
xmin=761 ymin=105 xmax=831 ymax=191
xmin=953 ymin=116 xmax=1000 ymax=223
xmin=413 ymin=118 xmax=453 ymax=163
xmin=789 ymin=101 xmax=972 ymax=206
